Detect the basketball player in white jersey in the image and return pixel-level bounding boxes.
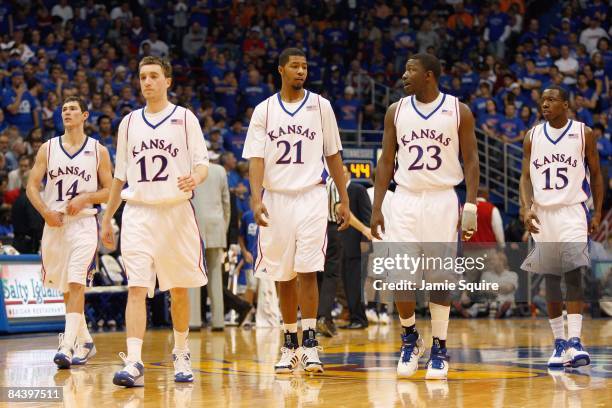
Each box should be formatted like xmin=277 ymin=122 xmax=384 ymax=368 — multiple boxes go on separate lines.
xmin=100 ymin=56 xmax=209 ymax=387
xmin=26 ymin=96 xmax=113 ymax=369
xmin=520 ymin=85 xmax=603 ymax=369
xmin=371 ymin=54 xmax=479 ymax=380
xmin=243 ymin=48 xmax=350 ymax=374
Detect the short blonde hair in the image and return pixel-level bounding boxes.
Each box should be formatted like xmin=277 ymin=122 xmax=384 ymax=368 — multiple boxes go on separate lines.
xmin=138 ymin=56 xmax=172 ymax=78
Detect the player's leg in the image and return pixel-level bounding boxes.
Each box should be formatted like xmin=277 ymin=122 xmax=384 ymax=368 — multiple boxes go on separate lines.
xmin=169 ymin=287 xmax=195 ymax=382
xmin=275 ymin=278 xmax=301 ymax=373
xmin=395 ymin=299 xmax=424 ymax=378
xmin=297 ymin=272 xmax=323 ymax=373
xmin=564 ymin=267 xmax=590 ymax=367
xmin=545 ymin=274 xmax=569 ymax=367
xmin=54 ymin=283 xmax=86 ymax=368
xmin=425 ymin=292 xmax=451 ymax=380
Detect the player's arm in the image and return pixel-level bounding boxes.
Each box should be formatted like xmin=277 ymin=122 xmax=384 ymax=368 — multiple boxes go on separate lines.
xmin=519 ymin=128 xmax=539 ymax=234
xmin=371 ymin=102 xmax=398 ymax=240
xmin=325 ymin=152 xmax=350 ymax=231
xmin=66 ymin=145 xmax=113 ymax=215
xmin=584 ymin=126 xmax=604 ymax=234
xmin=26 ymin=141 xmax=63 ymax=227
xmin=458 ymin=102 xmax=480 ymax=240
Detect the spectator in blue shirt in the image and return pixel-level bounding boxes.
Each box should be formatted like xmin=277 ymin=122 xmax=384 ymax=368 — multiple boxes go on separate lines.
xmin=592 ymin=123 xmax=610 ymax=191
xmin=324 ymin=65 xmax=345 ymax=101
xmin=2 ymin=71 xmax=39 ymax=137
xmin=335 ymin=86 xmax=362 ymax=131
xmin=484 ymin=2 xmax=511 ymax=58
xmin=534 ymin=43 xmax=553 ymax=76
xmin=496 ymin=103 xmax=526 ymax=145
xmin=224 ymin=120 xmax=247 ymax=159
xmin=553 ymin=18 xmax=573 ymax=47
xmin=574 ymin=95 xmax=594 ymax=127
xmin=394 ymin=18 xmax=416 ymax=71
xmin=519 ymin=19 xmax=542 ymax=45
xmin=215 ymin=71 xmax=239 ymax=120
xmin=238 ymin=209 xmax=258 ymax=303
xmin=480 ymin=100 xmax=504 ymax=138
xmin=471 ymin=82 xmax=493 ymax=121
xmin=241 ymin=69 xmax=269 ymax=111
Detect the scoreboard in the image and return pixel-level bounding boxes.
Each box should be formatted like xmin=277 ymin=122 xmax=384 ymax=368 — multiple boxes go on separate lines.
xmin=342 ymin=147 xmax=380 ymax=180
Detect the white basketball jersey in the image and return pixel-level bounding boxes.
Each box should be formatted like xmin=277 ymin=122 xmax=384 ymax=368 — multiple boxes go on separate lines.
xmin=115 ymin=104 xmax=209 ymax=205
xmin=43 ymin=136 xmax=99 ymax=213
xmin=529 ymin=119 xmax=589 ymax=207
xmin=393 ymin=93 xmax=463 ymax=190
xmin=243 ymin=90 xmax=342 ymax=192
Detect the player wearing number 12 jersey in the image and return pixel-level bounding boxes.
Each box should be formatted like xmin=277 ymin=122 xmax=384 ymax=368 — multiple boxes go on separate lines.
xmin=243 ymin=48 xmax=350 ymax=374
xmin=100 ymin=57 xmax=209 ymax=387
xmin=520 ymin=85 xmax=603 ymax=369
xmin=27 ymin=96 xmax=113 ymax=369
xmin=371 ymin=54 xmax=480 ymax=380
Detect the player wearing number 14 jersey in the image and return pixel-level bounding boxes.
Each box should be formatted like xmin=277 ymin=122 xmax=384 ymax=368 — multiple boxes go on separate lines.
xmin=520 ymin=85 xmax=603 ymax=370
xmin=371 ymin=54 xmax=480 ymax=379
xmin=27 ymin=96 xmax=113 ymax=369
xmin=100 ymin=57 xmax=209 ymax=387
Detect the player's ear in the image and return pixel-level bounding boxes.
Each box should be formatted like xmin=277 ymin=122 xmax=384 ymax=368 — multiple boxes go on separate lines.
xmin=82 ymin=110 xmax=89 ymax=121
xmin=166 ymin=77 xmax=172 ymax=89
xmin=278 ymin=65 xmax=283 ymax=76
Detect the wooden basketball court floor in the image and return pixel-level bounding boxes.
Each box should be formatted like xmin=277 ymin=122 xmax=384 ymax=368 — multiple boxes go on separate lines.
xmin=0 ymin=319 xmax=610 ymax=407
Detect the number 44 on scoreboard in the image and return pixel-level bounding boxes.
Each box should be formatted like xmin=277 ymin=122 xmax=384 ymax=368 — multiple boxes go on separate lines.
xmin=347 ymin=161 xmax=372 ymax=179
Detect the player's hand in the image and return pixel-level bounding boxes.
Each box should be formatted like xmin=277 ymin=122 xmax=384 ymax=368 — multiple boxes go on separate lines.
xmin=177 ymin=174 xmax=198 ymax=192
xmin=243 ymin=250 xmax=254 ymax=264
xmin=523 ymin=209 xmax=540 ymax=234
xmin=589 ymin=211 xmax=601 ymax=235
xmin=100 ymin=218 xmax=115 ymax=249
xmin=370 ymin=208 xmax=385 ymax=240
xmin=66 ymin=194 xmax=89 ymax=216
xmin=461 ymin=202 xmax=477 ymax=241
xmin=253 ymin=201 xmax=269 ymax=227
xmin=43 ymin=210 xmax=64 ymax=227
xmin=336 ymin=201 xmax=350 ymax=231
xmin=362 ymin=228 xmax=373 ymax=241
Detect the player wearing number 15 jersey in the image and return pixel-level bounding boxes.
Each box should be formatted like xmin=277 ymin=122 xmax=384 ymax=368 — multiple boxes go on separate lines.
xmin=100 ymin=57 xmax=209 ymax=387
xmin=520 ymin=85 xmax=603 ymax=370
xmin=243 ymin=48 xmax=350 ymax=375
xmin=371 ymin=54 xmax=480 ymax=380
xmin=27 ymin=96 xmax=113 ymax=369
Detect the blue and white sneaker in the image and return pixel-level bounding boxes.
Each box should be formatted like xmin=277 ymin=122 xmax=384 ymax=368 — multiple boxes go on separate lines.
xmin=565 ymin=337 xmax=590 ymax=367
xmin=300 ymin=338 xmax=324 ymax=374
xmin=547 ymin=339 xmax=569 ymax=368
xmin=173 ymin=351 xmax=194 ymax=383
xmin=425 ymin=345 xmax=450 ymax=380
xmin=397 ymin=333 xmax=425 ymax=378
xmin=113 ymin=352 xmax=145 ymax=387
xmin=54 ymin=333 xmax=73 ymax=369
xmin=72 ymin=342 xmax=97 ymax=365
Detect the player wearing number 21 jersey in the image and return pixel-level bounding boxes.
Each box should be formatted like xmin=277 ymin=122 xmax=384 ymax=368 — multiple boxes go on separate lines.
xmin=26 ymin=96 xmax=113 ymax=369
xmin=101 ymin=57 xmax=209 ymax=388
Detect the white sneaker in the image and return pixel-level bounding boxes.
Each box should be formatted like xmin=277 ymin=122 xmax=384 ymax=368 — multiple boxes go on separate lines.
xmin=113 ymin=353 xmax=145 ymax=387
xmin=275 ymin=347 xmax=300 ymax=374
xmin=54 ymin=333 xmax=73 ymax=369
xmin=378 ymin=312 xmax=390 ymax=325
xmin=565 ymin=337 xmax=590 ymax=367
xmin=366 ymin=308 xmax=379 ymax=324
xmin=397 ymin=333 xmax=424 ymax=378
xmin=300 ymin=344 xmax=324 ymax=373
xmin=547 ymin=339 xmax=569 ymax=368
xmin=72 ymin=342 xmax=96 ymax=365
xmin=425 ymin=346 xmax=449 ymax=380
xmin=173 ymin=351 xmax=194 ymax=382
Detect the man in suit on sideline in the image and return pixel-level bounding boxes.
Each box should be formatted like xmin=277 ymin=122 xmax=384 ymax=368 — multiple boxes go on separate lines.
xmin=339 ymin=165 xmax=372 ymax=329
xmin=191 ymin=152 xmax=231 ymax=330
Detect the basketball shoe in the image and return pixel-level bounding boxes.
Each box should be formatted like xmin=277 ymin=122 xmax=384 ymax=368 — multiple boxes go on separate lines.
xmin=301 ymin=330 xmax=324 ymax=373
xmin=54 ymin=333 xmax=73 ymax=369
xmin=173 ymin=351 xmax=194 ymax=382
xmin=425 ymin=342 xmax=450 ymax=380
xmin=72 ymin=342 xmax=97 ymax=365
xmin=113 ymin=352 xmax=145 ymax=387
xmin=397 ymin=332 xmax=424 ymax=378
xmin=275 ymin=345 xmax=300 ymax=374
xmin=547 ymin=339 xmax=569 ymax=368
xmin=565 ymin=337 xmax=590 ymax=367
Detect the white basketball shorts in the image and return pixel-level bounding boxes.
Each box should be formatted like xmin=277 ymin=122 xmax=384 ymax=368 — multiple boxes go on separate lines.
xmin=121 ymin=200 xmax=208 ymax=292
xmin=521 ymin=202 xmax=589 ymax=275
xmin=255 ymin=185 xmax=327 ymax=281
xmin=41 ymin=215 xmax=97 ymax=292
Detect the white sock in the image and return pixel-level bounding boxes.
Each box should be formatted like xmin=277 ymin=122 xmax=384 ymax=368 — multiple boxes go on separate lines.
xmin=567 ymin=314 xmax=582 ymax=339
xmin=127 ymin=337 xmax=143 ymax=363
xmin=399 ymin=314 xmax=416 ymax=328
xmin=283 ymin=323 xmax=298 ymax=333
xmin=77 ymin=314 xmax=93 ymax=344
xmin=549 ymin=316 xmax=565 ymax=340
xmin=63 ymin=313 xmax=81 ymax=350
xmin=301 ymin=318 xmax=316 ymax=331
xmin=429 ymin=303 xmax=450 ymax=340
xmin=173 ymin=329 xmax=189 ymax=352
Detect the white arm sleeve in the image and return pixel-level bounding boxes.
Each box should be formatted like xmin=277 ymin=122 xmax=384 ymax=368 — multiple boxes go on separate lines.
xmin=320 ymin=97 xmax=342 ymax=157
xmin=114 ymin=113 xmax=130 ymax=181
xmin=185 ymin=109 xmax=209 ymax=169
xmin=243 ymin=101 xmax=267 ymax=159
xmin=491 ymin=206 xmax=505 ymax=247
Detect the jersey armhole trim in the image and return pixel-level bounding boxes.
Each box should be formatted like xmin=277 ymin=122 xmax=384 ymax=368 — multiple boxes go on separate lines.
xmin=184 ymin=108 xmax=189 ymax=152
xmin=454 ymin=97 xmax=460 ymax=129
xmin=394 ymin=97 xmax=403 ymax=126
xmin=95 ymin=140 xmax=100 ymax=171
xmin=580 ymin=122 xmax=585 ymax=159
xmin=46 ymin=138 xmax=52 ymax=170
